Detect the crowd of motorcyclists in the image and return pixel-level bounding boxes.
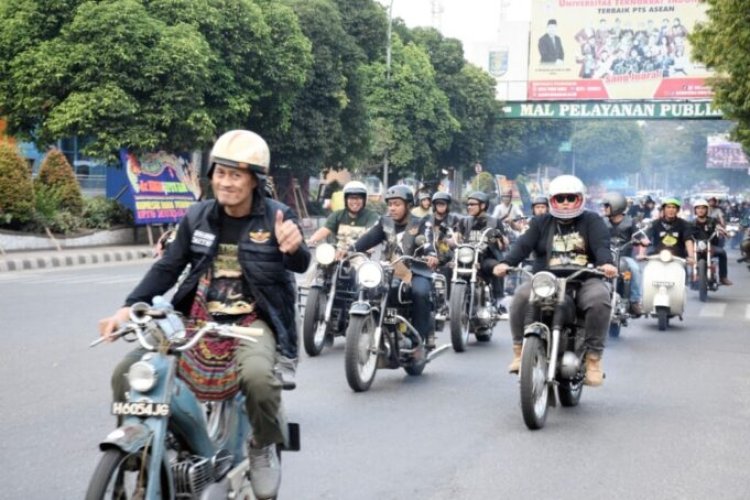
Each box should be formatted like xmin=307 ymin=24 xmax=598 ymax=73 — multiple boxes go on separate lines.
xmin=94 ymin=127 xmax=750 ymax=497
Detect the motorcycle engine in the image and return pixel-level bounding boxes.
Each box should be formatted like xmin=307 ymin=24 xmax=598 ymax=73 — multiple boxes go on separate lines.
xmin=172 ymin=455 xmax=214 ymax=497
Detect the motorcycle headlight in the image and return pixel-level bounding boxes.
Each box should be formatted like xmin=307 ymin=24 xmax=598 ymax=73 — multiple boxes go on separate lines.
xmin=315 ymin=243 xmax=336 ymax=266
xmin=659 ymin=250 xmax=673 ymax=263
xmin=357 ymin=261 xmax=383 ymax=288
xmin=531 ymin=271 xmax=558 ymax=299
xmin=127 ymin=361 xmax=157 ymax=393
xmin=696 ymin=241 xmax=707 ymax=252
xmin=457 ymin=246 xmax=475 ymax=264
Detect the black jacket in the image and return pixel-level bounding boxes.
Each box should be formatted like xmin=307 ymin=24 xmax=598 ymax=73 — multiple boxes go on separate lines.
xmin=458 ymin=213 xmax=507 ymax=276
xmin=125 ymin=196 xmax=310 ymax=358
xmin=352 ymin=214 xmax=436 ymax=278
xmin=503 ymin=211 xmax=613 ymax=272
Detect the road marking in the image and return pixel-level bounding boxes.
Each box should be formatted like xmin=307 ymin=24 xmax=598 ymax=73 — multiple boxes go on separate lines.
xmin=746 ymin=305 xmax=750 ymax=321
xmin=698 ymin=303 xmax=726 ymax=318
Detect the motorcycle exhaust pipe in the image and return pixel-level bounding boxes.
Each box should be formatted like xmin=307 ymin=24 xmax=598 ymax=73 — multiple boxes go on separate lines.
xmin=426 ymin=344 xmax=450 ymax=362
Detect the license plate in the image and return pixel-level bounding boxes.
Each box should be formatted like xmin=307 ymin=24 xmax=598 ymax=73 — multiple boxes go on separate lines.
xmin=111 ymin=401 xmax=171 ymax=417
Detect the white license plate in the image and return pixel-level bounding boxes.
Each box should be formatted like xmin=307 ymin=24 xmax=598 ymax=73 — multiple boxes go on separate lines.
xmin=111 ymin=401 xmax=171 ymax=417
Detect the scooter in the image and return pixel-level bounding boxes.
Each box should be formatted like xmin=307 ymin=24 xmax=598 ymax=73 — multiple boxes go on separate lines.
xmin=641 ymin=250 xmax=687 ymax=331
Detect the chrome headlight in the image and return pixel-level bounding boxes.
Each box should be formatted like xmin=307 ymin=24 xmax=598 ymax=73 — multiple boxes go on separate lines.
xmin=457 ymin=246 xmax=475 ymax=264
xmin=659 ymin=250 xmax=673 ymax=263
xmin=696 ymin=240 xmax=707 ymax=252
xmin=127 ymin=361 xmax=157 ymax=393
xmin=357 ymin=261 xmax=383 ymax=288
xmin=531 ymin=271 xmax=558 ymax=299
xmin=315 ymin=243 xmax=336 ymax=265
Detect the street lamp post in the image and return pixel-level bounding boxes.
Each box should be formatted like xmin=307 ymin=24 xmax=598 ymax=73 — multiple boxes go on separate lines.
xmin=383 ymin=0 xmax=394 ymax=190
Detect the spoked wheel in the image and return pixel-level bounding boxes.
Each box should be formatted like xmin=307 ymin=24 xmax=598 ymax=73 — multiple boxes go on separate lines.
xmin=85 ymin=448 xmax=169 ymax=500
xmin=698 ymin=259 xmax=708 ymax=302
xmin=344 ymin=314 xmax=379 ymax=392
xmin=449 ymin=283 xmax=470 ymax=352
xmin=519 ymin=336 xmax=550 ymax=430
xmin=656 ymin=306 xmax=669 ymax=331
xmin=558 ymin=378 xmax=583 ymax=407
xmin=303 ymin=288 xmax=328 ymax=356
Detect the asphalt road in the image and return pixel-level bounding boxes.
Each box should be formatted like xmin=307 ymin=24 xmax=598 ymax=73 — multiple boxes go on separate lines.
xmin=1 ymin=256 xmax=749 ymax=499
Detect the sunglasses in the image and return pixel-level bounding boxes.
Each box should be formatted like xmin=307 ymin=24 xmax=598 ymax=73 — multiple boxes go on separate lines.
xmin=553 ymin=194 xmax=579 ymax=204
xmin=466 ymin=202 xmax=480 ymax=207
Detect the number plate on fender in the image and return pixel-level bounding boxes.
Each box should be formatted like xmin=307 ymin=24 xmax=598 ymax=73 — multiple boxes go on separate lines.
xmin=111 ymin=401 xmax=171 ymax=417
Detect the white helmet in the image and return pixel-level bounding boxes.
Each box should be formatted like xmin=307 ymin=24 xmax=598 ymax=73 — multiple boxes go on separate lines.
xmin=343 ymin=181 xmax=368 ymax=208
xmin=548 ymin=175 xmax=586 ymax=219
xmin=693 ymin=198 xmax=709 ymax=212
xmin=208 ymin=130 xmax=270 ymax=179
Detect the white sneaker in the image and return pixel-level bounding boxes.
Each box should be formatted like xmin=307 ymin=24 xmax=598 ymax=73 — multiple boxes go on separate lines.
xmin=247 ymin=441 xmax=281 ymax=499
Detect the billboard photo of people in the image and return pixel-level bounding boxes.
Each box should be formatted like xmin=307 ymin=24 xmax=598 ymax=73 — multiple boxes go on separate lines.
xmin=528 ymin=0 xmax=713 ymax=100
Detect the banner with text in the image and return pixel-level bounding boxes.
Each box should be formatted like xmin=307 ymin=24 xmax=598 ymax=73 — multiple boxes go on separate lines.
xmin=500 ymin=101 xmax=721 ymax=119
xmin=706 ymin=134 xmax=750 ymax=170
xmin=528 ymin=0 xmax=712 ymax=100
xmin=107 ymin=151 xmax=201 ymax=225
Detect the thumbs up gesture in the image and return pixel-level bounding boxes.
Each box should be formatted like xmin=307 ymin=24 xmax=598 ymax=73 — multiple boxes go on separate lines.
xmin=275 ymin=210 xmax=303 ymax=254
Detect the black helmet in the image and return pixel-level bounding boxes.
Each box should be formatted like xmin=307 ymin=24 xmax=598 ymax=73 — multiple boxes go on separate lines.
xmin=602 ymin=191 xmax=627 ymax=216
xmin=467 ymin=191 xmax=490 ymax=208
xmin=384 ymin=184 xmax=414 ymax=206
xmin=532 ymin=195 xmax=549 ymax=207
xmin=431 ymin=191 xmax=452 ymax=205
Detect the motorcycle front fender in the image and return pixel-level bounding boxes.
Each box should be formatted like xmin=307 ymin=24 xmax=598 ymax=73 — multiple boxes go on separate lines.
xmin=653 ymin=287 xmax=670 ymax=309
xmin=523 ymin=322 xmax=549 ymax=343
xmin=349 ymin=301 xmax=371 ymax=316
xmin=99 ymin=422 xmax=153 ymax=454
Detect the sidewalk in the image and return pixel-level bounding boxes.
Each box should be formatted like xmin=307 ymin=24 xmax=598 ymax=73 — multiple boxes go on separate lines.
xmin=0 ymin=244 xmax=153 ymax=273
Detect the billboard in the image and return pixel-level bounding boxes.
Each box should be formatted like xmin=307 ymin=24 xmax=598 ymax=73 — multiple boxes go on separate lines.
xmin=107 ymin=151 xmax=202 ymax=225
xmin=528 ymin=0 xmax=712 ymax=100
xmin=706 ymin=134 xmax=750 ymax=170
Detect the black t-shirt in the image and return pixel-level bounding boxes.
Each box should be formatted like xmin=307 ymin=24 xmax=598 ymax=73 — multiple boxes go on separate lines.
xmin=648 ymin=217 xmax=693 ymax=258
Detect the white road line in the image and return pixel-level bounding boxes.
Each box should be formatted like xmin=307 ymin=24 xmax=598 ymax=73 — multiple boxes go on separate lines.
xmin=746 ymin=304 xmax=750 ymax=321
xmin=698 ymin=303 xmax=726 ymax=318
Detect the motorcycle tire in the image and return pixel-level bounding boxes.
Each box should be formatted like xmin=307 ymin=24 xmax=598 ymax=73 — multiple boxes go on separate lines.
xmin=519 ymin=336 xmax=550 ymax=430
xmin=344 ymin=314 xmax=378 ymax=392
xmin=656 ymin=306 xmax=669 ymax=331
xmin=403 ymin=345 xmax=427 ymax=376
xmin=698 ymin=259 xmax=708 ymax=303
xmin=475 ymin=328 xmax=492 ymax=342
xmin=449 ymin=283 xmax=470 ymax=352
xmin=303 ymin=288 xmax=328 ymax=357
xmin=608 ymin=321 xmax=621 ymax=339
xmin=557 ymin=379 xmax=583 ymax=407
xmin=85 ymin=448 xmax=170 ymax=500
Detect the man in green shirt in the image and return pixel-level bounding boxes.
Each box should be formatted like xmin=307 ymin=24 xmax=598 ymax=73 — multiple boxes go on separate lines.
xmin=307 ymin=181 xmax=379 ymax=249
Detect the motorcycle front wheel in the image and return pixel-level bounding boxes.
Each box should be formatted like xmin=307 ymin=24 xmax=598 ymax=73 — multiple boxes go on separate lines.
xmin=656 ymin=306 xmax=669 ymax=331
xmin=519 ymin=336 xmax=550 ymax=430
xmin=344 ymin=314 xmax=378 ymax=392
xmin=303 ymin=287 xmax=328 ymax=356
xmin=698 ymin=259 xmax=708 ymax=302
xmin=85 ymin=448 xmax=170 ymax=500
xmin=449 ymin=283 xmax=470 ymax=352
xmin=557 ymin=379 xmax=583 ymax=407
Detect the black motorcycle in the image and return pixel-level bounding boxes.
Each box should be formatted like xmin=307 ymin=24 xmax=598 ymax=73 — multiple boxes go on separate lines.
xmin=302 ymin=243 xmax=359 ymax=356
xmin=511 ymin=265 xmax=607 ymax=430
xmin=692 ymin=229 xmax=721 ymax=302
xmin=343 ymin=253 xmax=449 ymax=392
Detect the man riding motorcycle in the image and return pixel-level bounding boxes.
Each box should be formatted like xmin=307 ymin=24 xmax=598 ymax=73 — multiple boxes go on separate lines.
xmin=98 ymin=130 xmax=310 ymax=500
xmin=531 ymin=195 xmax=549 ymax=218
xmin=492 ymin=190 xmax=525 ymax=231
xmin=493 ymin=175 xmax=617 ymax=386
xmin=646 ymin=197 xmax=695 ymax=263
xmin=411 ymin=191 xmax=433 ymax=218
xmin=602 ymin=191 xmax=645 ymax=316
xmin=458 ymin=191 xmax=509 ymax=317
xmin=350 ymin=185 xmax=440 ymax=349
xmin=430 ymin=191 xmax=461 ymax=297
xmin=307 ymin=180 xmax=379 ymax=249
xmin=692 ymin=198 xmax=732 ymax=286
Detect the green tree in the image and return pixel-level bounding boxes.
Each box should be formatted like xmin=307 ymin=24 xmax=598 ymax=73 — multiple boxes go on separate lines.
xmin=570 ymin=121 xmax=643 ymax=183
xmin=35 ymin=148 xmax=83 ymax=214
xmin=691 ymin=1 xmax=750 ymax=151
xmin=0 ymin=141 xmax=34 ymax=225
xmin=331 ymin=0 xmax=388 ymax=63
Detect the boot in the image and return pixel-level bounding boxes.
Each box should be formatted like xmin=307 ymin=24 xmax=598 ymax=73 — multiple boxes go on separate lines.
xmin=425 ymin=334 xmax=436 ymax=351
xmin=508 ymin=344 xmax=522 ymax=374
xmin=720 ymin=277 xmax=733 ymax=286
xmin=583 ymin=352 xmax=604 ymax=387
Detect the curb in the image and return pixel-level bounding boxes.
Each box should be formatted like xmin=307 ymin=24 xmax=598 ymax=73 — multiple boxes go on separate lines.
xmin=0 ymin=248 xmax=152 ymax=273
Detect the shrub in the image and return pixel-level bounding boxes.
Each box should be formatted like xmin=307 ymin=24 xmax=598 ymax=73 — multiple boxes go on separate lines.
xmin=81 ymin=196 xmax=133 ymax=229
xmin=470 ymin=172 xmax=497 ymax=196
xmin=0 ymin=142 xmax=34 ymax=226
xmin=35 ymin=148 xmax=83 ymax=215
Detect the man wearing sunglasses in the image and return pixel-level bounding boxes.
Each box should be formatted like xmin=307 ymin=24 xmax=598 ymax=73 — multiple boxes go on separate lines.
xmin=493 ymin=175 xmax=617 ymax=386
xmin=458 ymin=191 xmax=510 ymax=318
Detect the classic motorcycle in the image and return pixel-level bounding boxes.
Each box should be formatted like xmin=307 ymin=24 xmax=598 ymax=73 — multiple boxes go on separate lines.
xmin=449 ymin=226 xmax=504 ymax=352
xmin=343 ymin=253 xmax=449 ymax=392
xmin=86 ymin=299 xmax=299 ymax=500
xmin=512 ymin=266 xmax=607 ymax=430
xmin=642 ymin=250 xmax=687 ymax=331
xmin=302 ymin=243 xmax=359 ymax=356
xmin=691 ymin=229 xmax=721 ymax=302
xmin=727 ymin=217 xmax=741 ymax=249
xmin=607 ymin=237 xmax=633 ymax=339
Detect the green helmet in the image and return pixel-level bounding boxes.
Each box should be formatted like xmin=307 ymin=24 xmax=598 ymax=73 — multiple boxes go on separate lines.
xmin=661 ymin=197 xmax=681 ymax=209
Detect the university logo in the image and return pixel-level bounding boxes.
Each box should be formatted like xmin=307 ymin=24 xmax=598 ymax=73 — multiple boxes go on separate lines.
xmin=488 ymin=48 xmax=509 ymax=77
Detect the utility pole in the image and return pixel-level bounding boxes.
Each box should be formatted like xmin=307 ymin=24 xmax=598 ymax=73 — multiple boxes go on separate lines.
xmin=383 ymin=0 xmax=394 ymax=190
